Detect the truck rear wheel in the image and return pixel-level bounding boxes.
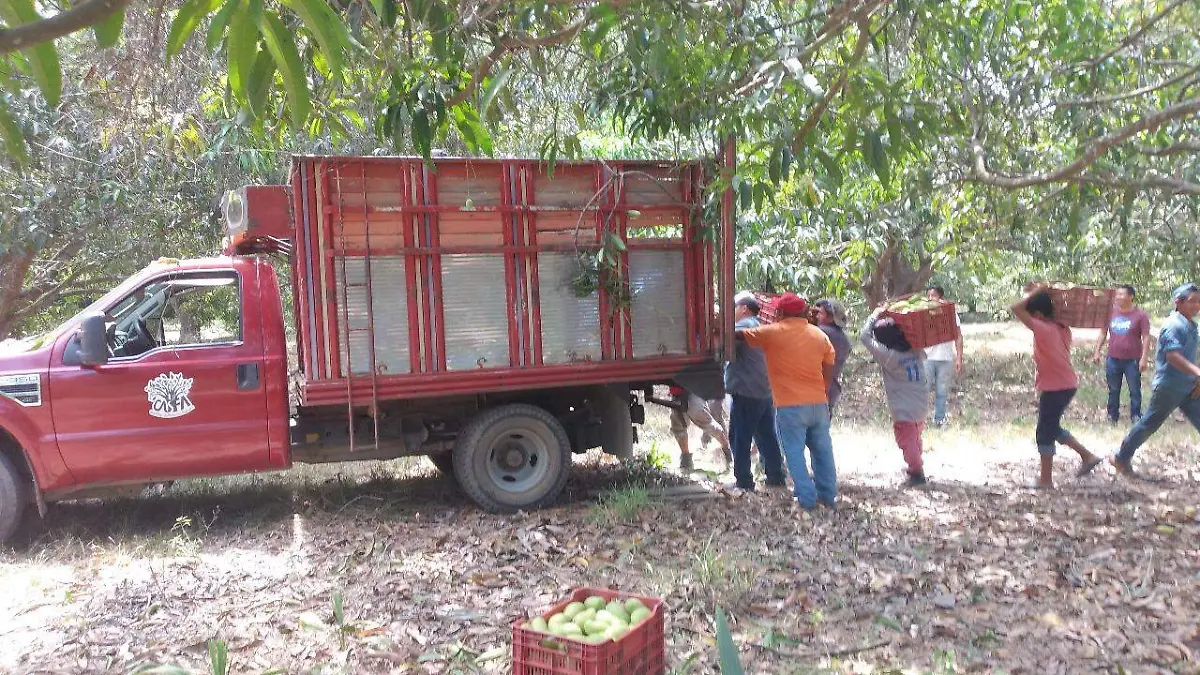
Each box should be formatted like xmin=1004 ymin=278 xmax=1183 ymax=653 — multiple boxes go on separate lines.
xmin=0 ymin=453 xmax=28 ymax=545
xmin=453 ymin=404 xmax=571 ymax=512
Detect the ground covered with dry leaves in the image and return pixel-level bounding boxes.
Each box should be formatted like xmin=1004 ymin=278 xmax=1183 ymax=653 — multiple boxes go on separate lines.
xmin=3 ymin=324 xmax=1199 ymax=675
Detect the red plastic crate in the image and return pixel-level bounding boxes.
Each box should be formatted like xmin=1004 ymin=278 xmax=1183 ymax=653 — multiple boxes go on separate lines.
xmin=882 ymin=295 xmax=959 ymax=351
xmin=512 ymin=587 xmax=665 ymax=675
xmin=754 ymin=293 xmax=817 ymax=325
xmin=1033 ymin=283 xmax=1114 ymax=329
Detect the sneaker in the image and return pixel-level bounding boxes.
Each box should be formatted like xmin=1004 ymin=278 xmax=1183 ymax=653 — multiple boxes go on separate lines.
xmin=903 ymin=472 xmax=928 ymax=488
xmin=764 ymin=478 xmax=788 ymax=489
xmin=723 ymin=481 xmax=755 ymax=492
xmin=679 ymin=454 xmax=694 ymax=471
xmin=1108 ymin=416 xmax=1120 ymax=426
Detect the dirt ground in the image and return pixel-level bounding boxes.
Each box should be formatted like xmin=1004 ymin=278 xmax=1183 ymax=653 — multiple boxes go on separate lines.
xmin=2 ymin=323 xmax=1199 ymax=675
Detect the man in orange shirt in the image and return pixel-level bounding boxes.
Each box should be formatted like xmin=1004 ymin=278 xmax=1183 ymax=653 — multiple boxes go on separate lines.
xmin=739 ymin=293 xmax=838 ymax=509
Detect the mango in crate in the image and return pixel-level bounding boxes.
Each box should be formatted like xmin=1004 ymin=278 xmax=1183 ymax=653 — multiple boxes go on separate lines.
xmin=886 ymin=297 xmax=944 ymax=314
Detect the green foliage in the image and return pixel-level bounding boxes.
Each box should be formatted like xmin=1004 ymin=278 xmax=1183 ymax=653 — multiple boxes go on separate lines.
xmin=714 ymin=606 xmax=745 ymax=675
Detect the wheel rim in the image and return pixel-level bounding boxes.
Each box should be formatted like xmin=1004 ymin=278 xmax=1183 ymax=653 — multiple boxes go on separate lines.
xmin=484 ymin=422 xmax=553 ymax=494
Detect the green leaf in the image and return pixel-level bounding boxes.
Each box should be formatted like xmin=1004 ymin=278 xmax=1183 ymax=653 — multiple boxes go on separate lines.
xmin=767 ymin=146 xmax=782 ymax=184
xmin=371 ymin=0 xmax=397 ymax=29
xmin=412 ymin=108 xmax=431 ymax=157
xmin=0 ymin=0 xmax=62 ymax=107
xmin=246 ymin=48 xmax=276 ymax=118
xmin=815 ymin=149 xmax=843 ymax=187
xmin=207 ymin=639 xmax=229 ymax=675
xmin=227 ymin=0 xmax=262 ymax=102
xmin=93 ymin=7 xmax=126 ymax=48
xmin=715 ymin=606 xmax=745 ymax=675
xmin=885 ymin=103 xmax=904 ymax=150
xmin=864 ymin=130 xmax=890 ymax=185
xmin=479 ymin=63 xmax=512 ymax=119
xmin=258 ymin=12 xmax=311 ymax=128
xmin=206 ymin=0 xmax=238 ymax=51
xmin=0 ymin=98 xmax=28 ymax=168
xmin=167 ymin=0 xmax=221 ymax=59
xmin=283 ymin=0 xmax=350 ymax=77
xmin=452 ymin=104 xmax=493 ymax=155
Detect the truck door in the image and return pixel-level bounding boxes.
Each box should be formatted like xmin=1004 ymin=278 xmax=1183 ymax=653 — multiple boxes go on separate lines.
xmin=49 ymin=268 xmax=274 ymax=485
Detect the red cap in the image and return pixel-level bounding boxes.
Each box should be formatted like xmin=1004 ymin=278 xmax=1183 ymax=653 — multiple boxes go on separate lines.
xmin=775 ymin=292 xmax=808 ymax=316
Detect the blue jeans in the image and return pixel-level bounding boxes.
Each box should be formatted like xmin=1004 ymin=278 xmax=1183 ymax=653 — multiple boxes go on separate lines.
xmin=775 ymin=404 xmax=836 ymax=508
xmin=1117 ymin=385 xmax=1200 ymax=463
xmin=728 ymin=395 xmax=787 ymax=489
xmin=924 ymin=360 xmax=954 ymax=423
xmin=1106 ymin=357 xmax=1142 ymax=421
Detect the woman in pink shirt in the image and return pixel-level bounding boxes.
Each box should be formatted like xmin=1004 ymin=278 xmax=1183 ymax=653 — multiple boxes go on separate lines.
xmin=1010 ymin=287 xmax=1103 ymax=488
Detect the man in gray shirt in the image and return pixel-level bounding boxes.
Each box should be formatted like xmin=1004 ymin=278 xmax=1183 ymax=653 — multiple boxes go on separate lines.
xmin=861 ymin=307 xmax=931 ymax=486
xmin=815 ymin=298 xmax=852 ymax=417
xmin=725 ymin=294 xmax=787 ymax=490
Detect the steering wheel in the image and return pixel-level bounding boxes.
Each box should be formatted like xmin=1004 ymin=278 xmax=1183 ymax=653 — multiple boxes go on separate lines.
xmin=135 ymin=318 xmax=157 ymax=349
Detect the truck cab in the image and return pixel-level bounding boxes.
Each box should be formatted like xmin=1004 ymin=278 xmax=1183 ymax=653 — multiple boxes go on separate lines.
xmin=0 ymin=257 xmax=290 ymax=542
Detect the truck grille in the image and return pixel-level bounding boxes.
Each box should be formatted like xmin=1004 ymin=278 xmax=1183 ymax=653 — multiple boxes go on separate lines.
xmin=0 ymin=374 xmax=41 ymax=407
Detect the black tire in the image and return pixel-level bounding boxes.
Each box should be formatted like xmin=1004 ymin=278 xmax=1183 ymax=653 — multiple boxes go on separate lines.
xmin=453 ymin=404 xmax=572 ymax=512
xmin=0 ymin=453 xmax=29 ymax=546
xmin=426 ymin=451 xmax=456 ymax=476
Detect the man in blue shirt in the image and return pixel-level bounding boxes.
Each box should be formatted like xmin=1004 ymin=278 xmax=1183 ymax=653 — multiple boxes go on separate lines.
xmin=1112 ymin=283 xmax=1200 ymax=474
xmin=725 ymin=293 xmax=787 ymax=490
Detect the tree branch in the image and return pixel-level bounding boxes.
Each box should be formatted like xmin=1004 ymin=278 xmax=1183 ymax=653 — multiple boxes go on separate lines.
xmin=1055 ymin=64 xmax=1200 ymax=107
xmin=1135 ymin=141 xmax=1200 ymax=156
xmin=445 ymin=18 xmax=587 ymax=108
xmin=1085 ymin=0 xmax=1193 ymax=69
xmin=969 ymin=96 xmax=1200 ymax=188
xmin=791 ymin=15 xmax=872 ymax=156
xmin=0 ymin=0 xmax=129 ymax=53
xmin=1076 ymin=173 xmax=1200 ymax=196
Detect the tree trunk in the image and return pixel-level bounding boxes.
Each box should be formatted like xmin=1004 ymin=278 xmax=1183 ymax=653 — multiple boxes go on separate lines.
xmin=860 ymin=235 xmax=936 ymax=306
xmin=0 ymin=249 xmax=35 ymax=341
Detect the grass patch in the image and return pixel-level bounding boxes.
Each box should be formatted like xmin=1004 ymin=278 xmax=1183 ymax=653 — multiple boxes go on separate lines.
xmin=591 ymin=484 xmax=655 ymax=523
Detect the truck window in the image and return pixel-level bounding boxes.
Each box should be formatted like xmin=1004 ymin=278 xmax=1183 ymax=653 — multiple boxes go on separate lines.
xmin=107 ymin=273 xmax=241 ymax=359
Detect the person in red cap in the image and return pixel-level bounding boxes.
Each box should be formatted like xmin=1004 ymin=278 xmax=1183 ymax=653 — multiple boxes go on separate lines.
xmin=738 ymin=293 xmax=838 ymax=510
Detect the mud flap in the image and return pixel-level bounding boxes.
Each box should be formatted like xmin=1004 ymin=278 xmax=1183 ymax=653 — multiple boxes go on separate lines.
xmin=671 ymin=361 xmax=726 ymax=401
xmin=595 ymin=384 xmax=634 ymax=459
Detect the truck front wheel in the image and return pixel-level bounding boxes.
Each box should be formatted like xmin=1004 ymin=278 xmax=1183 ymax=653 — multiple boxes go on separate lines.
xmin=0 ymin=453 xmax=28 ymax=545
xmin=453 ymin=404 xmax=571 ymax=512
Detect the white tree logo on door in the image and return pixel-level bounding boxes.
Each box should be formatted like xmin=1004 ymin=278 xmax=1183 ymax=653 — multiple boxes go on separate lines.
xmin=145 ymin=372 xmax=196 ymax=419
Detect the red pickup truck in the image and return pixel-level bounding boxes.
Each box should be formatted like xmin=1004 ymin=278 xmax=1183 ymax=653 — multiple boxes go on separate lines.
xmin=0 ymin=155 xmax=734 ymax=543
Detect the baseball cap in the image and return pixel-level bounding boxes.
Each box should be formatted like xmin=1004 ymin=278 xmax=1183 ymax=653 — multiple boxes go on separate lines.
xmin=733 ymin=290 xmax=756 ymax=304
xmin=775 ymin=292 xmax=808 ymax=316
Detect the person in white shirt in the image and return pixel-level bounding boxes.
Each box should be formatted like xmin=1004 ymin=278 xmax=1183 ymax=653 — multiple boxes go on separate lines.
xmin=923 ymin=286 xmax=963 ymax=427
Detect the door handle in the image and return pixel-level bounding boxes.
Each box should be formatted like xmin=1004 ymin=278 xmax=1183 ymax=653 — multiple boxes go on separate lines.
xmin=236 ymin=363 xmax=260 ymax=390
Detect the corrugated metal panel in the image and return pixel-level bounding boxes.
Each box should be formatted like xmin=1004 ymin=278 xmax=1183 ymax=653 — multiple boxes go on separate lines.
xmin=537 ymin=254 xmax=602 ymax=364
xmin=336 ymin=256 xmax=412 ymax=376
xmin=629 ymin=250 xmax=687 ymax=357
xmin=441 ymin=254 xmax=510 ymax=370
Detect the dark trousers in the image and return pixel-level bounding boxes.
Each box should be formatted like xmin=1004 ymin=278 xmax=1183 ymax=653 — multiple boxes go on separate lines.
xmin=1036 ymin=388 xmax=1077 ymax=456
xmin=1106 ymin=357 xmax=1142 ymax=421
xmin=728 ymin=394 xmax=787 ymax=489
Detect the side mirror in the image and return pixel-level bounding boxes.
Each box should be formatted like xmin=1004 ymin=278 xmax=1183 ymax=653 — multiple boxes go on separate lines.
xmin=78 ymin=313 xmax=109 ymax=367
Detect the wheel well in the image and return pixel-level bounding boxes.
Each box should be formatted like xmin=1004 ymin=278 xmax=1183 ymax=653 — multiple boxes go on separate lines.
xmin=0 ymin=428 xmax=35 ymax=495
